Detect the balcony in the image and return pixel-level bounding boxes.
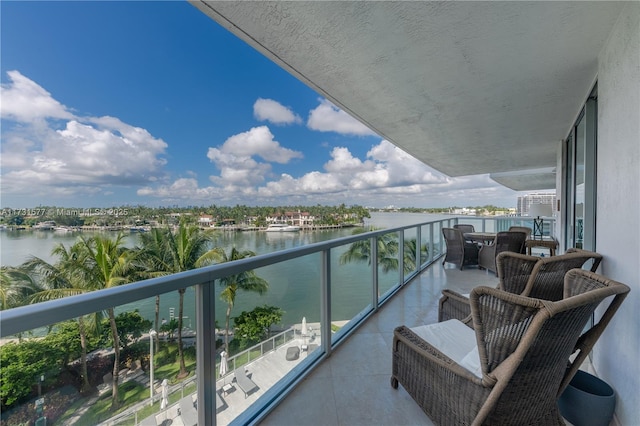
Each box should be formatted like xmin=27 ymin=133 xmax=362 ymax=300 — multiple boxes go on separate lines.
xmin=260 ymin=264 xmax=500 ymax=426
xmin=1 ymin=216 xmax=565 ymax=426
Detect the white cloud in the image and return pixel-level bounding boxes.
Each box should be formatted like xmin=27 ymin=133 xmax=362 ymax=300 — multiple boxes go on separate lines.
xmin=138 ymin=138 xmax=515 ymax=207
xmin=365 ymin=141 xmax=446 ymax=186
xmin=1 ymin=72 xmax=516 ymax=207
xmin=207 ymin=147 xmax=271 ymax=186
xmin=1 ymin=72 xmax=168 ymax=198
xmin=307 ymin=99 xmax=378 ymax=136
xmin=0 ymin=70 xmax=75 ymax=122
xmin=138 ymin=178 xmax=221 ymax=199
xmin=253 ymin=98 xmax=302 ymax=125
xmin=206 ymin=125 xmax=303 ymax=186
xmin=324 ymin=147 xmax=375 ymax=174
xmin=215 ymin=126 xmax=302 ymax=164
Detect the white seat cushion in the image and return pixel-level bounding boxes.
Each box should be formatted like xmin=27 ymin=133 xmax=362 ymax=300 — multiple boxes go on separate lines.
xmin=410 ymin=319 xmax=482 ymax=378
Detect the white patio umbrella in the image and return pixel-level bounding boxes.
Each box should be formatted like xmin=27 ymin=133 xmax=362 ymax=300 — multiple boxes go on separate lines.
xmin=160 ymin=379 xmax=169 ymax=410
xmin=301 ymin=317 xmax=307 ymax=336
xmin=219 ymin=350 xmax=228 ymax=378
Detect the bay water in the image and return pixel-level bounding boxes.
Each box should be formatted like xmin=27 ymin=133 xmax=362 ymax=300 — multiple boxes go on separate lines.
xmin=1 ymin=212 xmax=449 ymax=330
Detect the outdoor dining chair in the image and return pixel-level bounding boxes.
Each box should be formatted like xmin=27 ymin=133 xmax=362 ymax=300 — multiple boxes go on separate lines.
xmin=454 ymin=223 xmax=478 ymax=245
xmin=442 ymin=227 xmax=479 ymax=270
xmin=508 ymin=226 xmax=532 ymax=253
xmin=477 ymin=231 xmax=528 ymax=274
xmin=392 ymin=269 xmax=630 ymax=425
xmin=453 ymin=223 xmax=475 ymax=234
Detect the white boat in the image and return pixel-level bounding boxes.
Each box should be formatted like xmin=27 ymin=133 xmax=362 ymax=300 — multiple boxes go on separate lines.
xmin=54 ymin=226 xmax=74 ymax=232
xmin=129 ymin=225 xmax=151 ymax=232
xmin=34 ymin=221 xmax=56 ymax=230
xmin=265 ymin=223 xmax=301 ymax=232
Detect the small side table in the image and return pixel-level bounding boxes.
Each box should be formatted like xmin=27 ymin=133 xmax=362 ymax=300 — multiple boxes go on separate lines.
xmin=222 ymin=383 xmax=234 ymax=396
xmin=526 ymin=237 xmax=559 ymax=256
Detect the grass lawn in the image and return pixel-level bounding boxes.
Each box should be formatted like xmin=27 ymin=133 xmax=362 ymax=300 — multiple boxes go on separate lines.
xmin=55 ymin=345 xmax=197 ymax=425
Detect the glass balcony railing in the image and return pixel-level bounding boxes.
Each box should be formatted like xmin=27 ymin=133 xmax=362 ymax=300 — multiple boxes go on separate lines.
xmin=0 ymin=216 xmax=551 ymax=425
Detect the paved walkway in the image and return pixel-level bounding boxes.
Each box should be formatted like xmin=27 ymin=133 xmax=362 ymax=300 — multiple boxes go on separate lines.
xmin=70 ymin=326 xmax=320 ymax=425
xmin=66 ymin=394 xmax=101 ymax=424
xmin=134 ymin=334 xmax=319 ymax=425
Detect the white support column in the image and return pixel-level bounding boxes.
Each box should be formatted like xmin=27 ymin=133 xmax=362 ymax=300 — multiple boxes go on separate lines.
xmin=196 ymin=280 xmax=216 ymax=426
xmin=321 ymin=249 xmax=332 ymax=357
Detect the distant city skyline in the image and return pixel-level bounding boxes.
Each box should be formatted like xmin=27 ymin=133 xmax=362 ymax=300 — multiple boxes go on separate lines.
xmin=2 ymin=2 xmax=531 ymax=209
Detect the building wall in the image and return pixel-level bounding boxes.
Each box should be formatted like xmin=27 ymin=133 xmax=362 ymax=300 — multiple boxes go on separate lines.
xmin=516 ymin=192 xmax=556 ymax=216
xmin=594 ymin=3 xmax=640 ymax=424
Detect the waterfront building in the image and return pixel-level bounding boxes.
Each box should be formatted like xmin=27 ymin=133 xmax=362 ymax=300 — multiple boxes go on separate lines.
xmin=452 ymin=207 xmax=476 ymax=216
xmin=283 ymin=210 xmax=314 ymax=227
xmin=197 ymin=214 xmax=214 ymax=227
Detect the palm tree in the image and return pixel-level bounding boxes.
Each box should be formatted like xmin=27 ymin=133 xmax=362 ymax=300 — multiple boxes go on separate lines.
xmin=339 ymin=229 xmax=426 ymax=274
xmin=339 ymin=229 xmax=399 ymax=272
xmin=136 ymin=228 xmax=172 ymax=353
xmin=212 ymin=247 xmax=269 ymax=353
xmin=401 ymin=237 xmax=428 ymax=273
xmin=0 ymin=266 xmax=41 ymax=311
xmin=18 ymin=240 xmax=106 ymax=395
xmin=79 ymin=234 xmax=138 ymax=408
xmin=138 ymin=224 xmax=219 ymax=378
xmin=1 ymin=265 xmax=47 ymax=343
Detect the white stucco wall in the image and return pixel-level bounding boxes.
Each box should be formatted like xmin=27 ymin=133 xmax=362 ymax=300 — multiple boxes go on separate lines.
xmin=594 ymin=3 xmax=640 ymax=424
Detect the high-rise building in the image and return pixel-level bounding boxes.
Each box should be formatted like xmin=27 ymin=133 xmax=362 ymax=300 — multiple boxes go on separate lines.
xmin=517 ymin=193 xmax=556 ymax=216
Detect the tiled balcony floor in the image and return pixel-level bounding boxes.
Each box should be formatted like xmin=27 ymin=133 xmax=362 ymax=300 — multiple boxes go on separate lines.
xmin=260 ymin=263 xmax=500 ymax=426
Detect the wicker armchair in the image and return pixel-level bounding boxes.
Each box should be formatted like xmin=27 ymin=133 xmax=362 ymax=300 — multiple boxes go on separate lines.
xmin=453 ymin=224 xmax=475 ymax=234
xmin=392 ymin=269 xmax=630 ymax=425
xmin=477 ymin=231 xmax=528 ymax=274
xmin=454 ymin=224 xmax=476 ymax=245
xmin=508 ymin=226 xmax=532 ymax=253
xmin=503 ymin=249 xmax=603 ymax=300
xmin=439 ymin=249 xmax=603 ymax=323
xmin=442 ymin=227 xmax=479 ymax=270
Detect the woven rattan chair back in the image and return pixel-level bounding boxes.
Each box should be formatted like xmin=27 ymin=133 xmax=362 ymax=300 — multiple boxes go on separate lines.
xmin=478 ymin=231 xmax=527 ymax=273
xmin=453 ymin=223 xmax=475 ymax=234
xmin=508 ymin=226 xmax=532 ymax=253
xmin=498 ymin=249 xmax=604 ymax=300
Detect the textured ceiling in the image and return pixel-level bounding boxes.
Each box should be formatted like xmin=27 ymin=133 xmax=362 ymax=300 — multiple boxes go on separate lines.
xmin=192 ymin=1 xmax=625 ymax=190
xmin=490 ymin=168 xmax=557 ymax=191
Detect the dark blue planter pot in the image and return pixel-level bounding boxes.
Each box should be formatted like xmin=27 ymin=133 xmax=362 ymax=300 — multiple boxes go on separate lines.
xmin=558 ymin=370 xmax=616 ymax=426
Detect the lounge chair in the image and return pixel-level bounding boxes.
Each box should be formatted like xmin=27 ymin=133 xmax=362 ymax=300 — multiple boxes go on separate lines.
xmin=234 ymin=368 xmax=258 ymax=398
xmin=392 ymin=269 xmax=630 ymax=425
xmin=179 ymin=395 xmax=198 ymax=426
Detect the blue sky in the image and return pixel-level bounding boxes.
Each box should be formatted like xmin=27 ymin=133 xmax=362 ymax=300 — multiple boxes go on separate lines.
xmin=1 ymin=1 xmax=521 ymax=209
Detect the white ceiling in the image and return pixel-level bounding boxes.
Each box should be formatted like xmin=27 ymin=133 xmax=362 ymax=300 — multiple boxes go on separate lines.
xmin=191 ymin=1 xmax=625 ymax=190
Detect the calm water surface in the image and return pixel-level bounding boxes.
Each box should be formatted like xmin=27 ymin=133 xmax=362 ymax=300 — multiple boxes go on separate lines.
xmin=1 ymin=212 xmax=450 ymax=329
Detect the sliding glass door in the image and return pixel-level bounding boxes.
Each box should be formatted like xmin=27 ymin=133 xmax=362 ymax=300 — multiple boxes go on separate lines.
xmin=564 ymin=87 xmax=597 ymax=252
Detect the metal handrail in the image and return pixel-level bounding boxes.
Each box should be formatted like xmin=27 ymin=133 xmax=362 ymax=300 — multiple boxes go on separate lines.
xmin=0 ymin=220 xmax=450 ymax=337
